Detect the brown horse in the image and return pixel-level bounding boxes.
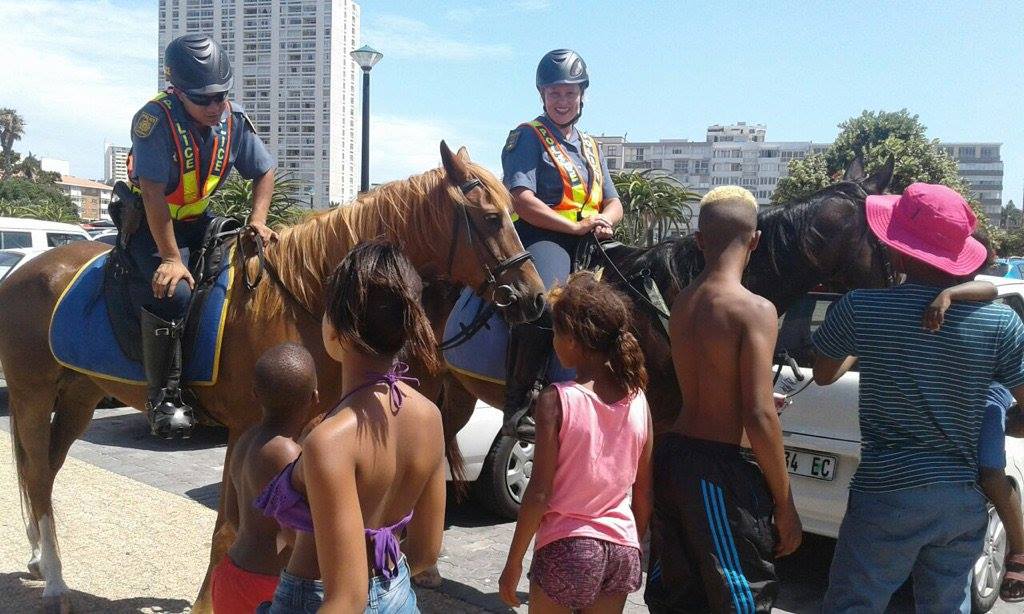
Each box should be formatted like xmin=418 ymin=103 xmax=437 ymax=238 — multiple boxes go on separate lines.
xmin=0 ymin=143 xmax=545 ymax=613
xmin=441 ymin=159 xmax=896 ymax=435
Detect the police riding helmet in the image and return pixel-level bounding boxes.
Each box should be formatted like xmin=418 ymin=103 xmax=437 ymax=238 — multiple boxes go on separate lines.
xmin=536 ymin=49 xmax=589 ymax=91
xmin=165 ymin=34 xmax=233 ymax=95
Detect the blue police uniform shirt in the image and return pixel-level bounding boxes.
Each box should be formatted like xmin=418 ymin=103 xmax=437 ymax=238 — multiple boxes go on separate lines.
xmin=501 ymin=114 xmax=618 ymax=207
xmin=129 ymin=95 xmax=275 ymax=194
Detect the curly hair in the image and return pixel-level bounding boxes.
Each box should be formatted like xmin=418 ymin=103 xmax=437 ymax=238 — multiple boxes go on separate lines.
xmin=549 ymin=271 xmax=647 ymax=394
xmin=323 ymin=240 xmax=438 ymax=372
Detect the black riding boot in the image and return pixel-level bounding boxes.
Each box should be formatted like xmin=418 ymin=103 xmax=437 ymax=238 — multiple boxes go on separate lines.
xmin=141 ymin=308 xmax=195 ymax=439
xmin=502 ymin=313 xmax=554 ymax=444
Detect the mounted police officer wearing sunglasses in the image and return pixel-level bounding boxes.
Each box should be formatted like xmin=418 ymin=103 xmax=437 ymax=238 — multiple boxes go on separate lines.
xmin=124 ymin=34 xmax=276 ymax=438
xmin=500 ymin=49 xmax=624 ymax=441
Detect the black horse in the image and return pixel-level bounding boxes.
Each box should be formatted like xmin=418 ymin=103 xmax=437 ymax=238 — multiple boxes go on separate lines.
xmin=434 ymin=157 xmax=895 ymax=434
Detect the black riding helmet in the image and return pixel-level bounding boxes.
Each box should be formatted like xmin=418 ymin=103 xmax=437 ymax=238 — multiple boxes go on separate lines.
xmin=535 ymin=49 xmax=589 ymax=91
xmin=165 ymin=34 xmax=233 ymax=95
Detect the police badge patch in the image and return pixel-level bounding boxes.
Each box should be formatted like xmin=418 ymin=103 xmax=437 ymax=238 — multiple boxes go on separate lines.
xmin=133 ymin=112 xmax=158 ymax=138
xmin=503 ymin=129 xmax=520 ymax=152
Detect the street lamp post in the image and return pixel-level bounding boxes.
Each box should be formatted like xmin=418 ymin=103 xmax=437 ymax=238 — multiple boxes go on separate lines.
xmin=349 ymin=45 xmax=383 ymax=193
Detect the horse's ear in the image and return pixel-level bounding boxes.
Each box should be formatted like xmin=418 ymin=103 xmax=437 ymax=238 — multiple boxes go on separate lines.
xmin=456 ymin=146 xmax=470 ymax=161
xmin=440 ymin=140 xmax=469 ymax=184
xmin=843 ymin=156 xmax=865 ymax=181
xmin=862 ymin=155 xmax=895 ymax=195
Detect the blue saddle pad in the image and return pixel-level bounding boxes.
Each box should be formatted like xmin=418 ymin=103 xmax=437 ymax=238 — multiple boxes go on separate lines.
xmin=443 ymin=288 xmax=573 ymax=385
xmin=49 ymin=251 xmax=234 ymax=386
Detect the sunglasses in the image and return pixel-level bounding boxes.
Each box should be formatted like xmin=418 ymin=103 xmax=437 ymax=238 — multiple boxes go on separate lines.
xmin=184 ymin=91 xmax=228 ymax=106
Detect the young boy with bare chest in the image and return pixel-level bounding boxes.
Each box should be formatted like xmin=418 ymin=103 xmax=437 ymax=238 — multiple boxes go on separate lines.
xmin=645 ymin=186 xmax=802 ymax=614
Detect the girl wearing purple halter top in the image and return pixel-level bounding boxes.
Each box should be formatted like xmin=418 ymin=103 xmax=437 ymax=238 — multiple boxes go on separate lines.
xmin=256 ymin=241 xmax=446 ymax=614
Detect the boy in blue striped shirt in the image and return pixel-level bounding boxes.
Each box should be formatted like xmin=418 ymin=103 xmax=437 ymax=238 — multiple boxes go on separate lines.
xmin=812 ymin=183 xmax=1024 ymax=613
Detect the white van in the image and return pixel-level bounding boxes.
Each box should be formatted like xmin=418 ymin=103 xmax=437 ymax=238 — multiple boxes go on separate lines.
xmin=0 ymin=217 xmax=92 ymax=250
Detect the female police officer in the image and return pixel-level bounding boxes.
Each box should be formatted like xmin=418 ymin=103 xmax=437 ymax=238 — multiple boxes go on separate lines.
xmin=500 ymin=49 xmax=623 ymax=440
xmin=126 ymin=34 xmax=276 ymax=438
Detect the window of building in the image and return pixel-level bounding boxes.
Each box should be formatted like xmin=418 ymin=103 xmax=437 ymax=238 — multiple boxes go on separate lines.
xmin=759 ymin=149 xmax=778 ymax=158
xmin=693 ymin=161 xmax=708 ymax=174
xmin=980 ymin=147 xmax=998 ymax=159
xmin=673 ymin=159 xmax=688 ymax=172
xmin=607 ymin=158 xmax=618 ymax=170
xmin=958 ymin=146 xmax=976 ymax=158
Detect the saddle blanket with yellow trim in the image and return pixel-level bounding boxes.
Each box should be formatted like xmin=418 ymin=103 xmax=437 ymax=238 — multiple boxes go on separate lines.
xmin=49 ymin=251 xmax=233 ymax=386
xmin=443 ymin=288 xmax=574 ymax=385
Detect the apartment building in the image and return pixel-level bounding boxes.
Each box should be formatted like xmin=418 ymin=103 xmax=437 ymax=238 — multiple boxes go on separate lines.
xmin=56 ymin=175 xmax=113 ymax=220
xmin=158 ymin=0 xmax=361 ymax=207
xmin=940 ymin=142 xmax=1003 ymax=220
xmin=104 ymin=144 xmax=130 ymax=185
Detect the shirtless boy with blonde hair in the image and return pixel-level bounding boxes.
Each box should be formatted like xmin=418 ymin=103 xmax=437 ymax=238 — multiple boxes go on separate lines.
xmin=645 ymin=186 xmax=801 ymax=614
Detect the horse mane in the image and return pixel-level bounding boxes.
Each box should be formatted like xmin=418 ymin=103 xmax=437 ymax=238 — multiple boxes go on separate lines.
xmin=613 ymin=181 xmax=870 ymax=296
xmin=248 ymin=160 xmax=511 ymax=321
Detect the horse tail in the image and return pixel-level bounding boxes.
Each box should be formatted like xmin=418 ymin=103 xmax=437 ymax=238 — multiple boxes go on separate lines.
xmin=446 ymin=435 xmax=468 ymax=495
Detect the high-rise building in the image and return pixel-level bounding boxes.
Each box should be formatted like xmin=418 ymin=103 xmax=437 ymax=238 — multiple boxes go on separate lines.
xmin=939 ymin=143 xmax=1003 ymax=221
xmin=597 ymin=125 xmax=1004 ymax=214
xmin=104 ymin=144 xmax=130 ymax=185
xmin=157 ymin=0 xmax=361 ymax=208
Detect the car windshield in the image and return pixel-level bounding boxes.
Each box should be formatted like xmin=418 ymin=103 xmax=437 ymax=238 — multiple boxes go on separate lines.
xmin=0 ymin=252 xmax=25 ymax=282
xmin=47 ymin=233 xmax=87 ymax=247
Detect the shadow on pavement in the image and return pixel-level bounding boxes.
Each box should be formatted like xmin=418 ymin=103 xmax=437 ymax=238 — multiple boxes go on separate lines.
xmin=186 ymin=482 xmax=221 ymax=510
xmin=80 ymin=410 xmax=229 ymax=452
xmin=1 ymin=571 xmax=193 ymax=613
xmin=444 ymin=488 xmax=513 ymax=530
xmin=429 ymin=578 xmax=520 ymax=613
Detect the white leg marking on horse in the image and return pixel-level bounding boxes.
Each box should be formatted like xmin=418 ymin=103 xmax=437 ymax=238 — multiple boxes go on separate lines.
xmin=38 ymin=514 xmax=68 ymax=598
xmin=26 ymin=518 xmax=43 ymax=578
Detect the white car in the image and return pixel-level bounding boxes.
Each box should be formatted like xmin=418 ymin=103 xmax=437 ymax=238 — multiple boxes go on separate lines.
xmin=773 ymin=275 xmax=1024 ymax=613
xmin=450 ymin=402 xmax=533 ymax=520
xmin=0 ymin=217 xmax=91 ymax=250
xmin=455 ymin=276 xmax=1024 ymax=611
xmin=0 ymin=247 xmax=50 ymax=284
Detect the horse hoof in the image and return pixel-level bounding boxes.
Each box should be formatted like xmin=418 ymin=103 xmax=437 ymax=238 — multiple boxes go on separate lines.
xmin=27 ymin=560 xmax=43 ymax=580
xmin=43 ymin=594 xmax=71 ymax=614
xmin=412 ymin=566 xmax=443 ymax=589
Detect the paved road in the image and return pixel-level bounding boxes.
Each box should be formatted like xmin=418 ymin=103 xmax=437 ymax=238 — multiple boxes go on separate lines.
xmin=0 ymin=384 xmax=1015 ymax=613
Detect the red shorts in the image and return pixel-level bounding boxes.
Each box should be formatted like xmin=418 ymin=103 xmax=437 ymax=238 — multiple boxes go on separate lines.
xmin=210 ymin=555 xmax=280 ymax=614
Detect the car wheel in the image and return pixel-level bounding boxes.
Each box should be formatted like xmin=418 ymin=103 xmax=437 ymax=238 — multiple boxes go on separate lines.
xmin=971 ymin=502 xmax=1007 ymax=613
xmin=475 ymin=435 xmax=534 ymax=520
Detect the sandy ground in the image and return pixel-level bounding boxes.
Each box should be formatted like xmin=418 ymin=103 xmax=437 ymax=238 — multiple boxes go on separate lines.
xmin=0 ymin=435 xmax=482 ymax=614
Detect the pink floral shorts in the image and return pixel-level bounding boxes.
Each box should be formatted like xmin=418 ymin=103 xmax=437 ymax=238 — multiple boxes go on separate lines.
xmin=530 ymin=536 xmax=642 ymax=609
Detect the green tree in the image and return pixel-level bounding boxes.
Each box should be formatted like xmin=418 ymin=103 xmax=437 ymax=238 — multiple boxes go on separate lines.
xmin=612 ymin=169 xmax=700 ymax=246
xmin=771 ymin=110 xmax=979 ymax=224
xmin=0 ymin=108 xmax=25 ymax=182
xmin=1001 ymin=200 xmax=1021 ymax=229
xmin=0 ymin=178 xmax=78 ymax=222
xmin=14 ymin=152 xmax=61 ymax=184
xmin=208 ymin=172 xmax=308 ymax=228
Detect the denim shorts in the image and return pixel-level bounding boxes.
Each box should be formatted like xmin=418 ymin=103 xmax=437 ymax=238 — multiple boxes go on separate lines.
xmin=256 ymin=557 xmax=417 ymax=614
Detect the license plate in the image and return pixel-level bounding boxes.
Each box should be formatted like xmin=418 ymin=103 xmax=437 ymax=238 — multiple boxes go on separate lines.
xmin=785 ymin=448 xmax=837 ymax=481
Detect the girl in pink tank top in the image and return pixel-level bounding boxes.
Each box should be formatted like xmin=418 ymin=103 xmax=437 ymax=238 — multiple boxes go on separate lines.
xmin=500 ymin=272 xmax=653 ymax=613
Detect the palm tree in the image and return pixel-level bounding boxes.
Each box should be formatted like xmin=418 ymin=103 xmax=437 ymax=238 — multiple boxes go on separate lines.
xmin=0 ymin=108 xmax=26 ymax=182
xmin=611 ymin=169 xmax=700 ymax=247
xmin=208 ymin=172 xmax=309 ymax=228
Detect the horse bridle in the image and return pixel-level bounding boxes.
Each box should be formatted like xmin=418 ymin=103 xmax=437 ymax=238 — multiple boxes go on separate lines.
xmin=445 ymin=178 xmax=533 ymax=309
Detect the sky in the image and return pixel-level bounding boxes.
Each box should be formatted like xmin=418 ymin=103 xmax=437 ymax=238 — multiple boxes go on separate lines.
xmin=2 ymin=0 xmax=1022 ymax=205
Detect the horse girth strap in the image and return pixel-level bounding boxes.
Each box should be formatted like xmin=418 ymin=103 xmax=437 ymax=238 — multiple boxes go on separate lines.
xmin=445 ymin=178 xmax=533 ymax=309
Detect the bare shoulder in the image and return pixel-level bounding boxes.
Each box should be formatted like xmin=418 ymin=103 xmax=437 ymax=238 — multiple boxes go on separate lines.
xmin=736 ymin=290 xmax=778 ymax=327
xmin=302 ymin=412 xmax=358 ymax=466
xmin=255 ymin=435 xmax=301 ymax=475
xmin=534 ymin=386 xmax=562 ymax=427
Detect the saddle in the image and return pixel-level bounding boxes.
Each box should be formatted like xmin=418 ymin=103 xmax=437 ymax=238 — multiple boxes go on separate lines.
xmin=103 ymin=208 xmax=242 ymax=363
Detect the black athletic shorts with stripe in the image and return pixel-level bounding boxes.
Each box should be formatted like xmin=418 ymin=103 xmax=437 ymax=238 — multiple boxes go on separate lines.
xmin=644 ymin=434 xmax=778 ymax=614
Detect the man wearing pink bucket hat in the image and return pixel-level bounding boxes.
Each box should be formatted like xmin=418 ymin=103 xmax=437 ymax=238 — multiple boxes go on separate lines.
xmin=811 ymin=183 xmax=1024 ymax=613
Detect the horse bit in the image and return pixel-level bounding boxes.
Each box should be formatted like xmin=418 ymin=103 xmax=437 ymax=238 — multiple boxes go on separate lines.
xmin=445 ymin=178 xmax=533 ymax=309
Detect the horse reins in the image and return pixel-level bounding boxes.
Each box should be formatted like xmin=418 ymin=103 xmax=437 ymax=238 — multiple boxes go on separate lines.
xmin=445 ymin=178 xmax=534 ymax=309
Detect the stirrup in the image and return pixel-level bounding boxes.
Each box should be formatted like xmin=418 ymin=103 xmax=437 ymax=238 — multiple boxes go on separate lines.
xmin=501 ymin=398 xmax=538 ymax=444
xmin=147 ymin=391 xmax=195 ymax=440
